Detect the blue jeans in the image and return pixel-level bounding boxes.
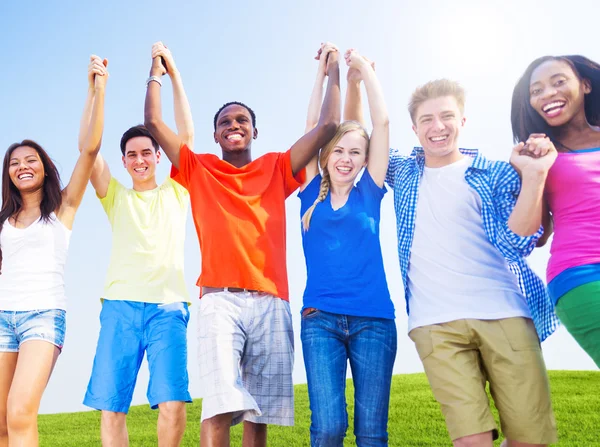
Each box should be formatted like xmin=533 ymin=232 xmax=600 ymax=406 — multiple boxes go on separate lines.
xmin=301 ymin=310 xmax=397 ymax=447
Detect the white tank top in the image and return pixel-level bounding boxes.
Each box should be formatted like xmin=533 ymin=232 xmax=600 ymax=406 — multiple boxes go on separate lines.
xmin=0 ymin=212 xmax=71 ymax=311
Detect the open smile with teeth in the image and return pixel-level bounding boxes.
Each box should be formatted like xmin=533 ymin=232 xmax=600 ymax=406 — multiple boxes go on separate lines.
xmin=226 ymin=133 xmax=244 ymax=142
xmin=430 ymin=135 xmax=448 ymax=142
xmin=18 ymin=173 xmax=34 ymax=180
xmin=134 ymin=167 xmax=148 ymax=173
xmin=336 ymin=166 xmax=352 ymax=174
xmin=542 ymin=101 xmax=566 ymax=116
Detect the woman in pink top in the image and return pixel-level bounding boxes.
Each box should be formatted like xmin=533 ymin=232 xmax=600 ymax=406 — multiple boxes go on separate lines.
xmin=511 ymin=55 xmax=600 ymax=367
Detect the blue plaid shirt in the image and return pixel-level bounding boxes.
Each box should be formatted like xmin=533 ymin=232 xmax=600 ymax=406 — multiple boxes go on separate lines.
xmin=386 ymin=147 xmax=559 ymax=342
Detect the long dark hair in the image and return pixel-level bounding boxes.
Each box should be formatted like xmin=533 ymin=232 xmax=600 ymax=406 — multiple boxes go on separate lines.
xmin=0 ymin=140 xmax=63 ymax=272
xmin=511 ymin=55 xmax=600 ymax=148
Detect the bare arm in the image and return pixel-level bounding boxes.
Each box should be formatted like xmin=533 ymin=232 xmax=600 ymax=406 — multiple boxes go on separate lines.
xmin=346 ymin=50 xmax=389 ymax=187
xmin=59 ymin=58 xmax=108 ymax=228
xmin=152 ymin=42 xmax=195 ymax=149
xmin=78 ymin=55 xmax=111 ymax=198
xmin=508 ymin=138 xmax=556 ymax=236
xmin=290 ymin=49 xmax=341 ymax=176
xmin=301 ymin=43 xmax=335 ymax=190
xmin=537 ymin=199 xmax=554 ymax=247
xmin=343 ymin=58 xmax=374 ymax=126
xmin=144 ymin=57 xmax=184 ymax=169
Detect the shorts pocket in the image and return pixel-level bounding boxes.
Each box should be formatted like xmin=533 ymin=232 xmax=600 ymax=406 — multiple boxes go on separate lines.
xmin=409 ymin=326 xmax=434 ymax=360
xmin=498 ymin=317 xmax=540 ymax=351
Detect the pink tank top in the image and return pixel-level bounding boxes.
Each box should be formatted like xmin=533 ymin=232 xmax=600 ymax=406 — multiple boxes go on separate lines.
xmin=545 ymin=148 xmax=600 ymax=282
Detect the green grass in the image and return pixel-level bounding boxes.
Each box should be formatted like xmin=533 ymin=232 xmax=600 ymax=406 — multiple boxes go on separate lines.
xmin=39 ymin=371 xmax=599 ymax=446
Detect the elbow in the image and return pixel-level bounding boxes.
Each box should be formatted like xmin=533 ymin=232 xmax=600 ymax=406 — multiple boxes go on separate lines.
xmin=82 ymin=140 xmax=101 ymax=156
xmin=144 ymin=114 xmax=160 ymax=133
xmin=320 ymin=120 xmax=339 ymax=140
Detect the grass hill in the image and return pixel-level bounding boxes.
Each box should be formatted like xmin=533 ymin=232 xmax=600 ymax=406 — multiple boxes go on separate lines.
xmin=39 ymin=371 xmax=599 ymax=446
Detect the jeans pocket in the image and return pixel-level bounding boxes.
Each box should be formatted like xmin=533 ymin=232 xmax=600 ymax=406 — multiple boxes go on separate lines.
xmin=301 ymin=307 xmax=320 ymax=319
xmin=498 ymin=317 xmax=540 ymax=351
xmin=409 ymin=326 xmax=434 ymax=360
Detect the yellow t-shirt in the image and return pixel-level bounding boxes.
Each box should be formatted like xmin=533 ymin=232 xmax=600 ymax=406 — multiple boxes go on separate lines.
xmin=100 ymin=177 xmax=190 ymax=304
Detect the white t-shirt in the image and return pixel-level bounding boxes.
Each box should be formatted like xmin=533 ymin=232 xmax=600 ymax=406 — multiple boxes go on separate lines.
xmin=407 ymin=156 xmax=531 ymax=331
xmin=0 ymin=213 xmax=71 ymax=311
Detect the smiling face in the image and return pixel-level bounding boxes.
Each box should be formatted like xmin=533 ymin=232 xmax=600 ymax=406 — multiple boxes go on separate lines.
xmin=214 ymin=104 xmax=258 ymax=153
xmin=529 ymin=59 xmax=591 ymax=128
xmin=412 ymin=95 xmax=466 ymax=166
xmin=122 ymin=136 xmax=160 ymax=183
xmin=324 ymin=130 xmax=368 ymax=185
xmin=8 ymin=145 xmax=45 ymax=192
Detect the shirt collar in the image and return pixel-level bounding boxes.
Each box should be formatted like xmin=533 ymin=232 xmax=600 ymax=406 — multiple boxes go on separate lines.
xmin=409 ymin=147 xmax=491 ymax=171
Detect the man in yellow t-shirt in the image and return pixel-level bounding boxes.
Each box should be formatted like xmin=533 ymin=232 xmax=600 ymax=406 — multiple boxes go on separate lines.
xmin=82 ymin=43 xmax=193 ymax=447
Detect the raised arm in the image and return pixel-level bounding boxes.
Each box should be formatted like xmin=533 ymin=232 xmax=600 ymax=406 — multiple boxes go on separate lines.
xmin=290 ymin=47 xmax=341 ymax=176
xmin=305 ymin=43 xmax=331 ymax=133
xmin=78 ymin=55 xmax=111 ymax=198
xmin=343 ymin=58 xmax=374 ymax=127
xmin=144 ymin=56 xmax=184 ymax=169
xmin=345 ymin=50 xmax=389 ymax=187
xmin=508 ymin=136 xmax=557 ymax=237
xmin=301 ymin=43 xmax=337 ymax=190
xmin=152 ymin=42 xmax=195 ymax=149
xmin=59 ymin=57 xmax=108 ymax=228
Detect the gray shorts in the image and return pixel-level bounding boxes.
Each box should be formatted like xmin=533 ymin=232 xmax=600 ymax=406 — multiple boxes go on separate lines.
xmin=197 ymin=290 xmax=294 ymax=426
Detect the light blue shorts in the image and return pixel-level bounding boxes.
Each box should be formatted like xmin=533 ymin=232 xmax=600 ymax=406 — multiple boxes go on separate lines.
xmin=83 ymin=300 xmax=192 ymax=413
xmin=0 ymin=309 xmax=66 ymax=352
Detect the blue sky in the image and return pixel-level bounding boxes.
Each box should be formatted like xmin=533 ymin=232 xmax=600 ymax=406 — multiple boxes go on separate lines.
xmin=1 ymin=0 xmax=597 ymax=414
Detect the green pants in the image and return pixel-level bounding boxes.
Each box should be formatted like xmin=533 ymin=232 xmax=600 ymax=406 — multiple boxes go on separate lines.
xmin=556 ymin=281 xmax=600 ymax=368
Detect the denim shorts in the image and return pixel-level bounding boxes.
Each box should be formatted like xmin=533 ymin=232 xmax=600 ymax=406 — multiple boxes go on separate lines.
xmin=0 ymin=309 xmax=67 ymax=352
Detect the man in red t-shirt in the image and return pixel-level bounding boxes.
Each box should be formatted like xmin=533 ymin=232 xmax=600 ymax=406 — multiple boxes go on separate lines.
xmin=144 ymin=44 xmax=340 ymax=446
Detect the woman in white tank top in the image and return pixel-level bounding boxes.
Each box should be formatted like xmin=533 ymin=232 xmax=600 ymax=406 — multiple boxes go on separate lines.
xmin=0 ymin=56 xmax=108 ymax=446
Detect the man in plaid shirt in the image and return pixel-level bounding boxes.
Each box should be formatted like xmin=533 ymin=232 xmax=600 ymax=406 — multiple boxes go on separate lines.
xmin=346 ymin=77 xmax=558 ymax=447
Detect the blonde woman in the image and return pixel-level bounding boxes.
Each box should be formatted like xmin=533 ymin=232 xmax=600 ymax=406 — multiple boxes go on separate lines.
xmin=299 ymin=47 xmax=396 ymax=447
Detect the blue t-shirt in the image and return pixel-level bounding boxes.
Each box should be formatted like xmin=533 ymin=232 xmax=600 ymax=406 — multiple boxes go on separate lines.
xmin=298 ymin=169 xmax=394 ymax=319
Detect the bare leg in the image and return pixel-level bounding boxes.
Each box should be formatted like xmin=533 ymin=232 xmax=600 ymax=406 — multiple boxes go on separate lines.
xmin=505 ymin=440 xmax=546 ymax=447
xmin=242 ymin=422 xmax=266 ymax=447
xmin=200 ymin=413 xmax=232 ymax=447
xmin=453 ymin=431 xmax=494 ymax=447
xmin=0 ymin=353 xmax=18 ymax=447
xmin=157 ymin=401 xmax=186 ymax=447
xmin=6 ymin=340 xmax=59 ymax=447
xmin=101 ymin=411 xmax=128 ymax=447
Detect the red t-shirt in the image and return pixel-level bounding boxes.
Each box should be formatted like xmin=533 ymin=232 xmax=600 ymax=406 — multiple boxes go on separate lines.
xmin=171 ymin=144 xmax=305 ymax=300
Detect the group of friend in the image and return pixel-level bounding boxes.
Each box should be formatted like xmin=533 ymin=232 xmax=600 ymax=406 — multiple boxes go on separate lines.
xmin=0 ymin=41 xmax=598 ymax=447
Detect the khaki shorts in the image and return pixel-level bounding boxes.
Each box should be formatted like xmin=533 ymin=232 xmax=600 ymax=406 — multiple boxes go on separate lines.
xmin=409 ymin=317 xmax=557 ymax=444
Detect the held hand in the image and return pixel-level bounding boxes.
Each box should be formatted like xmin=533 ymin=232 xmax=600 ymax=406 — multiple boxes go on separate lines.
xmin=519 ymin=133 xmax=548 ymax=157
xmin=510 ymin=137 xmax=557 ymax=177
xmin=151 ymin=41 xmax=175 ymax=75
xmin=150 ymin=53 xmax=167 ymax=77
xmin=89 ymin=55 xmax=108 ymax=90
xmin=325 ymin=47 xmax=340 ymax=76
xmin=345 ymin=49 xmax=374 ymax=82
xmin=315 ymin=42 xmax=338 ymax=76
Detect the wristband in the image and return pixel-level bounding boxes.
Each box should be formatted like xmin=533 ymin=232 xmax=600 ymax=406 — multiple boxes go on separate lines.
xmin=146 ymin=76 xmax=162 ymax=87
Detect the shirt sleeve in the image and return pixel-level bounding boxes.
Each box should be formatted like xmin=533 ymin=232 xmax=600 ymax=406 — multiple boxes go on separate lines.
xmin=386 ymin=148 xmax=405 ymax=189
xmin=358 ymin=168 xmax=387 ymax=201
xmin=298 ymin=173 xmax=322 ymax=215
xmin=491 ymin=163 xmax=543 ymax=261
xmin=98 ymin=177 xmax=123 ymax=224
xmin=170 ymin=144 xmax=199 ymax=190
xmin=166 ymin=177 xmax=190 ymax=209
xmin=278 ymin=149 xmax=306 ymax=198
